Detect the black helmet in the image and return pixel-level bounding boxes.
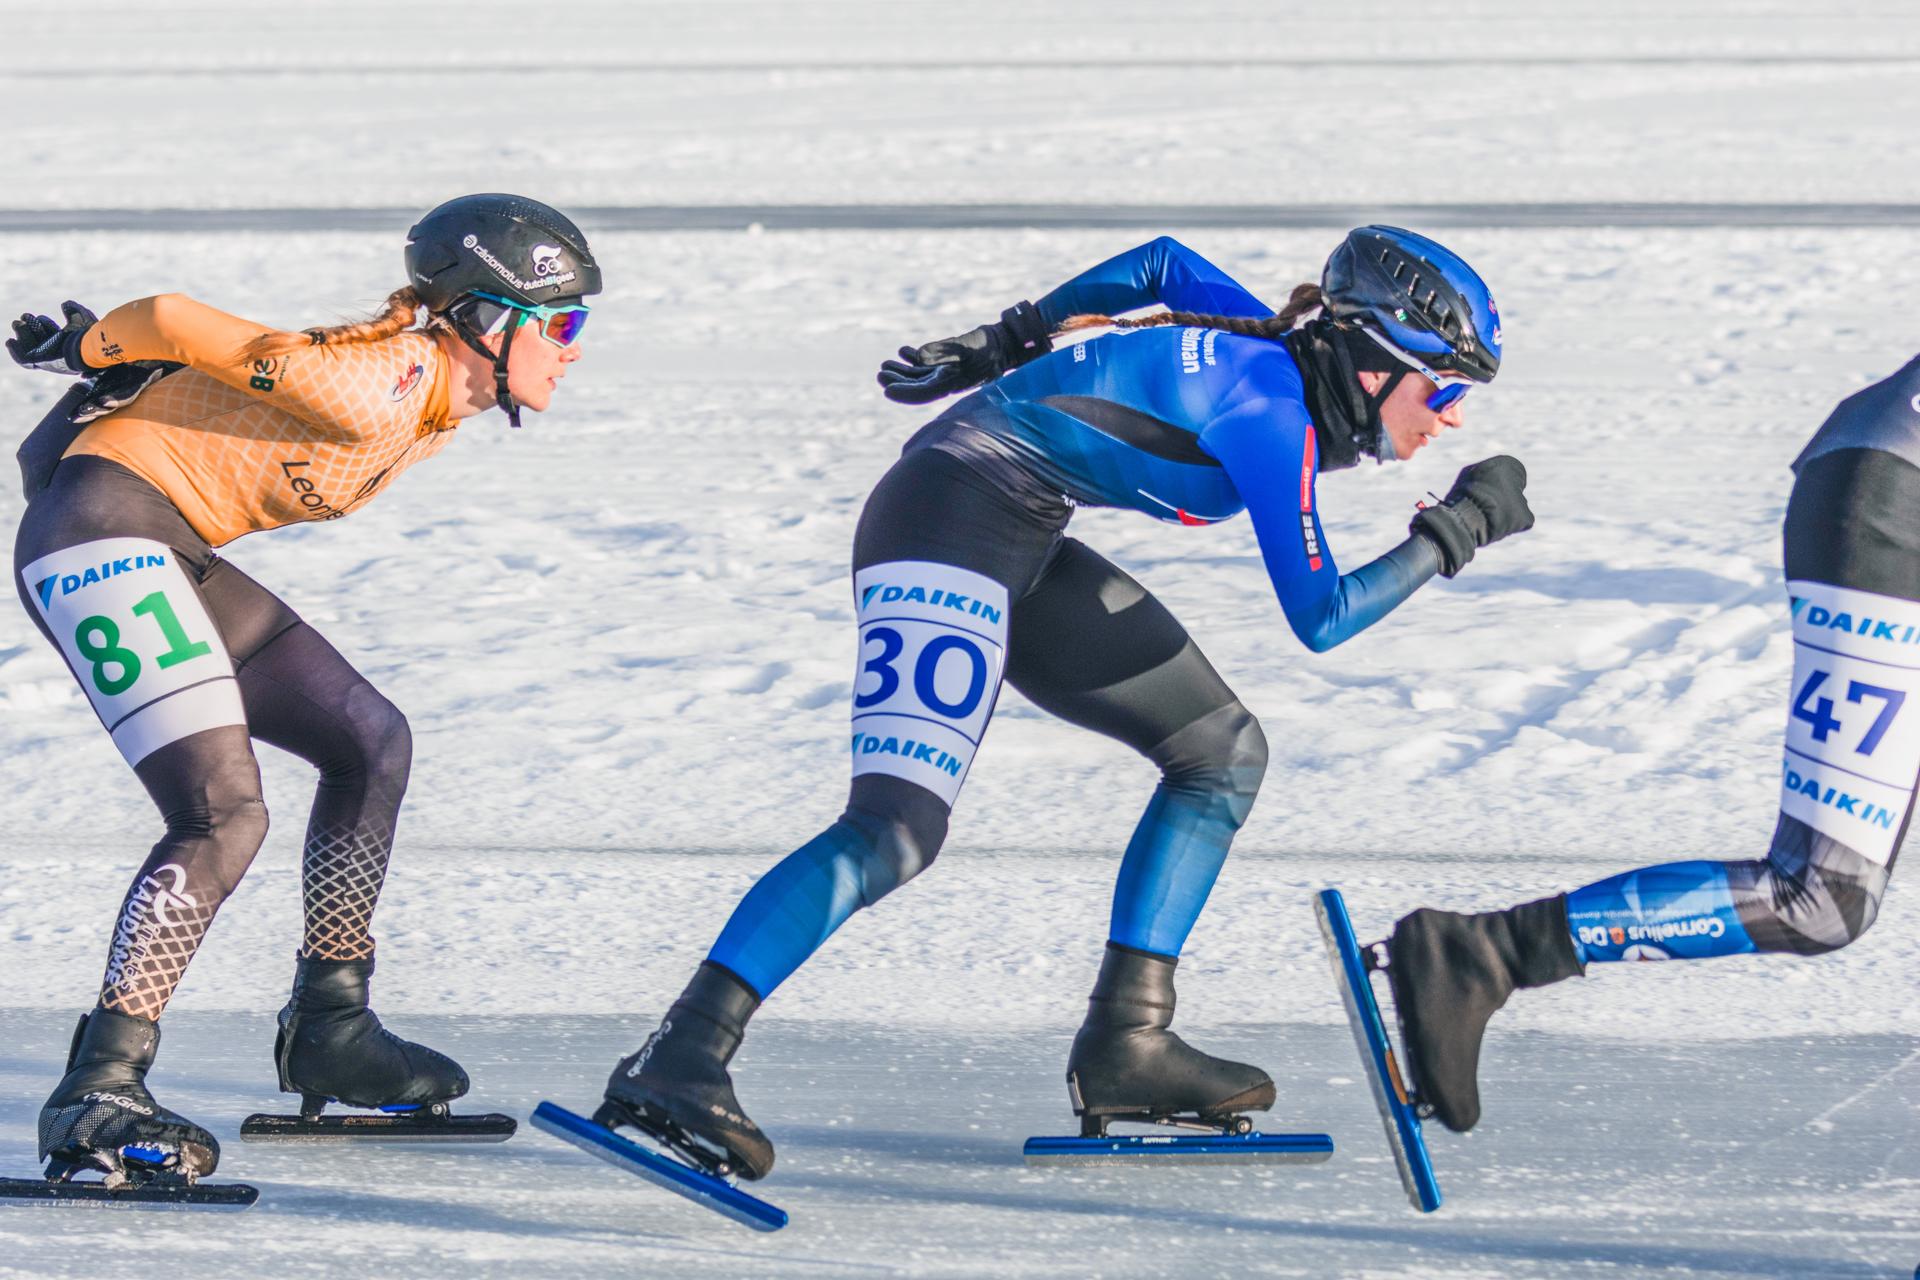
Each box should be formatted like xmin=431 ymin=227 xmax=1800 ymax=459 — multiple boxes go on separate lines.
xmin=405 ymin=193 xmax=602 ymax=313
xmin=1321 ymin=225 xmax=1500 ymax=383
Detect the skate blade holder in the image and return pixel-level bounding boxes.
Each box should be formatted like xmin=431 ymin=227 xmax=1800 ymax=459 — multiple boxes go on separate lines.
xmin=240 ymin=1096 xmax=516 ymax=1143
xmin=1024 ymin=1114 xmax=1335 ymax=1167
xmin=1314 ymin=887 xmax=1444 ymax=1212
xmin=530 ymin=1101 xmax=788 ymax=1233
xmin=0 ymin=1149 xmax=259 ymax=1210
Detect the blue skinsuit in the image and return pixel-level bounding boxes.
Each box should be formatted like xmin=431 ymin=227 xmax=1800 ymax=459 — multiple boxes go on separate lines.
xmin=936 ymin=235 xmax=1433 ymax=652
xmin=707 ymin=239 xmax=1441 ymax=998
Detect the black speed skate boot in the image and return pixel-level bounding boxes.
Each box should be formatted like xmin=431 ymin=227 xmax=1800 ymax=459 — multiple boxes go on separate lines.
xmin=1065 ymin=942 xmax=1276 ymax=1137
xmin=38 ymin=1009 xmax=219 ymax=1184
xmin=600 ymin=962 xmax=775 ymax=1181
xmin=1380 ymin=894 xmax=1585 ymax=1133
xmin=273 ymin=955 xmax=468 ymax=1116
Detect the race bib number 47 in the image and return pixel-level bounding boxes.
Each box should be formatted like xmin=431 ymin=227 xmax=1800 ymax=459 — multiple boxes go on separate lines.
xmin=1779 ymin=580 xmax=1920 ymax=865
xmin=849 ymin=561 xmax=1009 ymax=806
xmin=23 ymin=537 xmax=244 ymax=766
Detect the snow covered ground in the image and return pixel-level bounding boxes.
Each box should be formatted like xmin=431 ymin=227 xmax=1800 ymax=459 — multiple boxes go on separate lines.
xmin=2 ymin=1 xmax=1920 ymax=1275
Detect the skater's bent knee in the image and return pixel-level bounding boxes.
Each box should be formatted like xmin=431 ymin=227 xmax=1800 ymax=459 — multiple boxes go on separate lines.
xmin=338 ymin=685 xmax=413 ymax=790
xmin=1741 ymin=820 xmax=1892 ymax=954
xmin=1153 ymin=703 xmax=1267 ymax=812
xmin=843 ymin=775 xmax=951 ymax=902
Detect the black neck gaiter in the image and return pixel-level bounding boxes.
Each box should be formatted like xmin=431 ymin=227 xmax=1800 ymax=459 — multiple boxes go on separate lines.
xmin=1282 ymin=319 xmax=1397 ymax=471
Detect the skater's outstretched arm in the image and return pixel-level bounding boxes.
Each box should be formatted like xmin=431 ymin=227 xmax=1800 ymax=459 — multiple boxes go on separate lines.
xmin=1034 ymin=236 xmax=1271 ymax=328
xmin=1200 ymin=396 xmax=1439 ymax=652
xmin=878 ymin=238 xmax=1270 ymax=404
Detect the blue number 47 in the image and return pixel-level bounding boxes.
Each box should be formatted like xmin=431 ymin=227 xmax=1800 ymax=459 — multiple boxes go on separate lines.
xmin=1794 ymin=670 xmax=1905 ymax=756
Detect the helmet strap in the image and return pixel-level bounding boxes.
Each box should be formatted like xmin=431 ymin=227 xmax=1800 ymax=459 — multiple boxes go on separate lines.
xmin=1364 ymin=368 xmax=1409 ymax=415
xmin=450 ymin=306 xmax=523 ymax=428
xmin=493 ymin=312 xmax=522 ymax=429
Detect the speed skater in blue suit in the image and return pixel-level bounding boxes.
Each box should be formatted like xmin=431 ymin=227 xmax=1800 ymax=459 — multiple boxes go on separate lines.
xmin=597 ymin=227 xmax=1531 ymax=1180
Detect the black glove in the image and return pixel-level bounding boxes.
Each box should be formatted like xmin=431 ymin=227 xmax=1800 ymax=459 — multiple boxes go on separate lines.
xmin=1409 ymin=455 xmax=1535 ymax=578
xmin=7 ymin=302 xmax=101 ymax=375
xmin=876 ymin=300 xmax=1052 ymax=404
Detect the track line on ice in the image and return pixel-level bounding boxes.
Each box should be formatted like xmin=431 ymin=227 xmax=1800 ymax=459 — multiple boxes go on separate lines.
xmin=9 ymin=54 xmax=1920 ymax=78
xmin=1798 ymin=1044 xmax=1920 ymax=1135
xmin=11 ymin=204 xmax=1920 ymax=233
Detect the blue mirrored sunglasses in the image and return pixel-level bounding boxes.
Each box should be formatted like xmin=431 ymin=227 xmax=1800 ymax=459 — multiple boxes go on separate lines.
xmin=1356 ymin=324 xmax=1476 ymax=411
xmin=469 ymin=291 xmax=592 ymax=348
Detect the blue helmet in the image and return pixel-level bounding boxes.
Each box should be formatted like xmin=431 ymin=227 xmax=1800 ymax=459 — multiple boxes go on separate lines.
xmin=1320 ymin=226 xmax=1501 ymax=383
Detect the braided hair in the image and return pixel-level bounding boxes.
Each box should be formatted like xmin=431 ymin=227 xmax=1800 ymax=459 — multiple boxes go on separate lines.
xmin=1051 ymin=282 xmax=1326 ymax=342
xmin=235 ymin=286 xmax=432 ymax=364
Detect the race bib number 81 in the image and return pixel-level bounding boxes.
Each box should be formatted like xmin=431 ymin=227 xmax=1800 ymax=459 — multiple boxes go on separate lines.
xmin=849 ymin=561 xmax=1009 ymax=806
xmin=1779 ymin=580 xmax=1920 ymax=865
xmin=23 ymin=537 xmax=244 ymax=766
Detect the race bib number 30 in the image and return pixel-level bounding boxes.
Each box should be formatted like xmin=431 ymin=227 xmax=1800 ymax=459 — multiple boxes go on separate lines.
xmin=23 ymin=537 xmax=244 ymax=766
xmin=1779 ymin=580 xmax=1920 ymax=865
xmin=849 ymin=561 xmax=1010 ymax=806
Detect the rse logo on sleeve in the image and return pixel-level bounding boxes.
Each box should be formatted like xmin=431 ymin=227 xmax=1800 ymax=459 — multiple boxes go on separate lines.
xmin=848 ymin=561 xmax=1010 ymax=806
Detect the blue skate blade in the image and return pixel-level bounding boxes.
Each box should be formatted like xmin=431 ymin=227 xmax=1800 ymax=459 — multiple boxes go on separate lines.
xmin=1023 ymin=1130 xmax=1333 ymax=1167
xmin=1315 ymin=888 xmax=1443 ymax=1213
xmin=530 ymin=1101 xmax=787 ymax=1233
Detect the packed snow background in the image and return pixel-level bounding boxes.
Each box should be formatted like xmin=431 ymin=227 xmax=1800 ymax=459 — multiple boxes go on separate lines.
xmin=0 ymin=2 xmax=1917 ymax=1276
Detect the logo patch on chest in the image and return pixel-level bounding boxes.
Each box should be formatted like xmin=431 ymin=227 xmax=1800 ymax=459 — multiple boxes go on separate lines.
xmin=390 ymin=363 xmax=426 ymax=401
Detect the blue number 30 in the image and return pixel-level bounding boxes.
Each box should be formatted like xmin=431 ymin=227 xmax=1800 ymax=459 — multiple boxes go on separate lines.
xmin=855 ymin=626 xmax=988 ymax=720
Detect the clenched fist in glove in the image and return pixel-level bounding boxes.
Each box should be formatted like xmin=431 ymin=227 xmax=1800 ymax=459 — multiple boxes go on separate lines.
xmin=876 ymin=300 xmax=1052 ymax=404
xmin=1410 ymin=455 xmax=1535 ymax=578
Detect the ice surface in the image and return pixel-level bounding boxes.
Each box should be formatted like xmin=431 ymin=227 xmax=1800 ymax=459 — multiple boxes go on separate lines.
xmin=2 ymin=1011 xmax=1916 ymax=1279
xmin=2 ymin=1 xmax=1919 ymax=1275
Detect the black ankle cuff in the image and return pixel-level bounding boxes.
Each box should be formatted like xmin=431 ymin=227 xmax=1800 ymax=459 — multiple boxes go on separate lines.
xmin=1088 ymin=941 xmax=1178 ymax=1009
xmin=1506 ymin=895 xmax=1586 ymax=986
xmin=682 ymin=962 xmax=763 ymax=1030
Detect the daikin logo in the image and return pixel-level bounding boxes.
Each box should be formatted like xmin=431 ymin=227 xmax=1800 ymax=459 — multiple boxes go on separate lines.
xmin=860 ymin=581 xmax=1003 ymax=625
xmin=1790 ymin=596 xmax=1920 ymax=646
xmin=35 ymin=553 xmax=168 ymax=607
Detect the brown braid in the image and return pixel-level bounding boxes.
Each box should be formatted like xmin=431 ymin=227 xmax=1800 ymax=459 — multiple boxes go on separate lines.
xmin=235 ymin=286 xmax=427 ymax=364
xmin=1052 ymin=280 xmax=1324 ymax=343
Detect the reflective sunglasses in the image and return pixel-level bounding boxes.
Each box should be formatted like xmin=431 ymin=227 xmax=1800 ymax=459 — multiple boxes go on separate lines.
xmin=470 ymin=291 xmax=592 ymax=349
xmin=1356 ymin=324 xmax=1477 ymax=411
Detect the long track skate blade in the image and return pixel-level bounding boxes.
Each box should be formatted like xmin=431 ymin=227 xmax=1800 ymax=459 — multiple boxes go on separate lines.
xmin=1023 ymin=1130 xmax=1333 ymax=1167
xmin=530 ymin=1101 xmax=787 ymax=1233
xmin=1315 ymin=888 xmax=1442 ymax=1213
xmin=0 ymin=1174 xmax=258 ymax=1210
xmin=239 ymin=1110 xmax=516 ymax=1143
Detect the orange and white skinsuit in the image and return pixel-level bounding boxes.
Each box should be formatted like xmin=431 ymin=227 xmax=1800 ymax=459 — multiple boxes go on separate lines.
xmin=14 ymin=294 xmax=471 ymax=1023
xmin=69 ymin=292 xmax=460 ymax=547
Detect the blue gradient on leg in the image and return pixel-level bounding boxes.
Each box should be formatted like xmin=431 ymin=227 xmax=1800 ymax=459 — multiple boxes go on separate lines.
xmin=707 ymin=823 xmax=872 ymax=998
xmin=1565 ymin=861 xmax=1758 ymax=964
xmin=1108 ymin=784 xmax=1240 ymax=957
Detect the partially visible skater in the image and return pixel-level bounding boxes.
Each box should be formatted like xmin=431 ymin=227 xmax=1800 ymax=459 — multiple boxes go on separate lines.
xmin=597 ymin=227 xmax=1531 ymax=1181
xmin=4 ymin=194 xmax=599 ymax=1188
xmin=1358 ymin=353 xmax=1920 ymax=1136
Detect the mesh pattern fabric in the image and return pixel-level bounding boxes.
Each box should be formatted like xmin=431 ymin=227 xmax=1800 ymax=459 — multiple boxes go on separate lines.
xmin=38 ymin=1102 xmax=112 ymax=1159
xmin=300 ymin=821 xmax=394 ymax=961
xmin=70 ymin=296 xmax=457 ymax=548
xmin=96 ymin=864 xmax=223 ymax=1022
